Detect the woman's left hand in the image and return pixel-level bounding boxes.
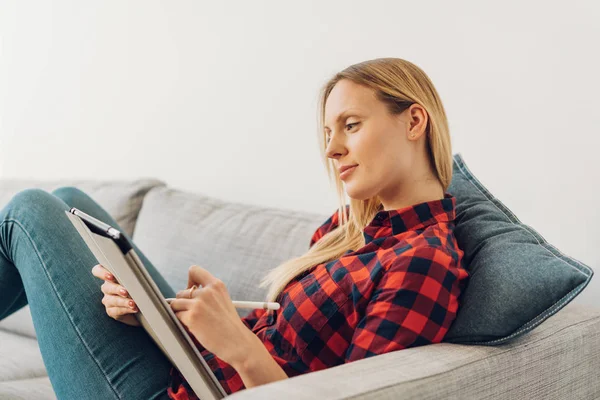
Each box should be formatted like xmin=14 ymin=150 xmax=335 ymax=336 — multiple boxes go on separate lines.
xmin=170 ymin=265 xmax=254 ymax=368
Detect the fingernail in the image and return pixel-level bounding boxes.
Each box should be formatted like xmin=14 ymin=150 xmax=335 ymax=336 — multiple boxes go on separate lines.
xmin=120 ymin=289 xmax=127 ymax=296
xmin=129 ymin=300 xmax=135 ymax=308
xmin=105 ymin=273 xmax=113 ymax=280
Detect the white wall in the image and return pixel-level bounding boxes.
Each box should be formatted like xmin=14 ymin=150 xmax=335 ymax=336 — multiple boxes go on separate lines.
xmin=1 ymin=0 xmax=598 ymax=306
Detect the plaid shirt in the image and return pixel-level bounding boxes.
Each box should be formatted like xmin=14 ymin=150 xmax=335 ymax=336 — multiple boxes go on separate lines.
xmin=167 ymin=193 xmax=469 ymax=399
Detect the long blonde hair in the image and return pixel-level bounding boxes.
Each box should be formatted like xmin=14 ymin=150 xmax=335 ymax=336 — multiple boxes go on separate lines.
xmin=259 ymin=57 xmax=454 ymax=303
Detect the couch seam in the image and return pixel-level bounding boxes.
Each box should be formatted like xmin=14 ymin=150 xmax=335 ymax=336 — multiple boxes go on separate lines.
xmin=0 ymin=373 xmax=52 ymax=383
xmin=128 ymin=181 xmax=167 ymax=238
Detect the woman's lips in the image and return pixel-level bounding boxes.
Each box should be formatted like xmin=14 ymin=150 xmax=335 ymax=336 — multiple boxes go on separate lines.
xmin=340 ymin=165 xmax=358 ymax=180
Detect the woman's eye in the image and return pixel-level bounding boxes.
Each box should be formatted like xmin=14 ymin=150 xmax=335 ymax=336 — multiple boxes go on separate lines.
xmin=325 ymin=123 xmax=359 ymax=144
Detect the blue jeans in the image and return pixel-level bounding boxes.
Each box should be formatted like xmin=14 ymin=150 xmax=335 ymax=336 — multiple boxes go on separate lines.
xmin=0 ymin=187 xmax=178 ymax=399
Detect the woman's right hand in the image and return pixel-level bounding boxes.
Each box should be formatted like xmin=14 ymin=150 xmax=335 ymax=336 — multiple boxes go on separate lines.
xmin=91 ymin=264 xmax=141 ymax=327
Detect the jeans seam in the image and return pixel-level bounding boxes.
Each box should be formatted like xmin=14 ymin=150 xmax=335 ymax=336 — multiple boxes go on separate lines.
xmin=0 ymin=218 xmax=123 ymax=399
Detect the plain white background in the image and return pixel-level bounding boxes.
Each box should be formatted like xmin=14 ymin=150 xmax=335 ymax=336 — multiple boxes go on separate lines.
xmin=0 ymin=1 xmax=598 ymax=306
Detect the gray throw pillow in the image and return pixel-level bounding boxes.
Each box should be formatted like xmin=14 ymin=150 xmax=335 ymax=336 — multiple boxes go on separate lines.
xmin=444 ymin=153 xmax=594 ymax=345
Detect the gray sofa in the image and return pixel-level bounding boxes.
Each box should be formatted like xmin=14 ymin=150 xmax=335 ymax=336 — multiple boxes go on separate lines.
xmin=0 ymin=178 xmax=599 ymax=399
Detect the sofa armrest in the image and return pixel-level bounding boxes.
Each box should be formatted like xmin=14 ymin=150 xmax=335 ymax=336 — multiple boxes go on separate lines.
xmin=227 ymin=303 xmax=600 ymax=399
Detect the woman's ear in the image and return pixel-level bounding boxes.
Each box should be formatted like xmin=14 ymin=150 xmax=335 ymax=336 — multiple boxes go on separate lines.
xmin=406 ymin=104 xmax=428 ymax=140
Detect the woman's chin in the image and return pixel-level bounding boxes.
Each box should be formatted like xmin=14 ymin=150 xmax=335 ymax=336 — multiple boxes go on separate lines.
xmin=345 ymin=184 xmax=374 ymax=202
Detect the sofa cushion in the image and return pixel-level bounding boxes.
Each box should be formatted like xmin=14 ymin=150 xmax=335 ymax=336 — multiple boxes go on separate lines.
xmin=0 ymin=178 xmax=166 ymax=339
xmin=132 ymin=187 xmax=327 ymax=318
xmin=444 ymin=153 xmax=594 ymax=344
xmin=0 ymin=330 xmax=48 ymax=381
xmin=225 ymin=302 xmax=600 ymax=400
xmin=0 ymin=377 xmax=56 ymax=400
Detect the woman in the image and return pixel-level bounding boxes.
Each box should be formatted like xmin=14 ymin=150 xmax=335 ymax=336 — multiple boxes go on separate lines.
xmin=0 ymin=57 xmax=469 ymax=399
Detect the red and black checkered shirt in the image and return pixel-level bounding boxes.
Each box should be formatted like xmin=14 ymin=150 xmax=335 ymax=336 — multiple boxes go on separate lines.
xmin=167 ymin=192 xmax=469 ymax=399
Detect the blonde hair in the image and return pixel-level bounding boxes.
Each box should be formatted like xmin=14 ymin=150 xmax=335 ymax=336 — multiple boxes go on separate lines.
xmin=259 ymin=57 xmax=454 ymax=303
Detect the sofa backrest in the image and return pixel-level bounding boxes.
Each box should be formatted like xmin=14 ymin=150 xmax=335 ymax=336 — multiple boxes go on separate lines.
xmin=132 ymin=186 xmax=329 ymax=317
xmin=0 ymin=178 xmax=165 ymax=237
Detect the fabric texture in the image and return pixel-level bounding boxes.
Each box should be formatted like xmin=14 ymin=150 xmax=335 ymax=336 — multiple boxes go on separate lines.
xmin=444 ymin=154 xmax=595 ymax=344
xmin=167 ymin=193 xmax=469 ymax=398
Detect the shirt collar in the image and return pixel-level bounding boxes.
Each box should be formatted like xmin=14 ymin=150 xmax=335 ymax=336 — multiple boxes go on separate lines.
xmin=363 ymin=192 xmax=456 ymax=245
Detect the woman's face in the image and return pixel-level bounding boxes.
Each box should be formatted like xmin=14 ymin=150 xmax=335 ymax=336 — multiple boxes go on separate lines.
xmin=324 ymin=79 xmax=429 ymax=209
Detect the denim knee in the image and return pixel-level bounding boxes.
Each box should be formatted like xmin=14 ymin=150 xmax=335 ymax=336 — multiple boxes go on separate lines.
xmin=2 ymin=188 xmax=63 ymax=225
xmin=51 ymin=186 xmax=88 ymax=206
xmin=10 ymin=188 xmax=55 ymax=209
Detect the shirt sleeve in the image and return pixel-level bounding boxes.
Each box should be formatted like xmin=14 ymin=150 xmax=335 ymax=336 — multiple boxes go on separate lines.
xmin=308 ymin=205 xmax=349 ymax=249
xmin=344 ymin=245 xmax=466 ymax=363
xmin=240 ymin=308 xmax=267 ymax=330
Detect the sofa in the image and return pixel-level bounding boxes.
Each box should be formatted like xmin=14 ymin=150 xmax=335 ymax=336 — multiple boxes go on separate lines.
xmin=0 ymin=178 xmax=599 ymax=399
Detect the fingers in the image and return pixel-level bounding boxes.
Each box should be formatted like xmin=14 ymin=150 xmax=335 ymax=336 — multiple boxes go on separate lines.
xmin=175 ymin=285 xmax=198 ymax=299
xmin=102 ymin=295 xmax=138 ymax=320
xmin=101 ymin=280 xmax=130 ymax=298
xmin=106 ymin=303 xmax=138 ymax=319
xmin=92 ymin=264 xmax=128 ymax=298
xmin=99 ymin=280 xmax=136 ymax=312
xmin=91 ymin=264 xmax=115 ymax=282
xmin=101 ymin=292 xmax=137 ymax=309
xmin=93 ymin=265 xmax=129 ymax=298
xmin=187 ymin=265 xmax=218 ymax=289
xmin=169 ymin=298 xmax=193 ymax=312
xmin=92 ymin=263 xmax=138 ymax=320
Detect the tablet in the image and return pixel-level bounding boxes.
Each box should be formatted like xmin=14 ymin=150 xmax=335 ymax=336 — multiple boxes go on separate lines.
xmin=66 ymin=207 xmax=227 ymax=399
